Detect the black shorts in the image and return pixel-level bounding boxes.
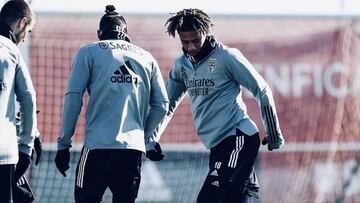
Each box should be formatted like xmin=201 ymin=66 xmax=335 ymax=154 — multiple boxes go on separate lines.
xmin=0 ymin=164 xmax=15 ymax=203
xmin=197 ymin=129 xmax=261 ymax=203
xmin=74 ymin=148 xmax=142 ymax=203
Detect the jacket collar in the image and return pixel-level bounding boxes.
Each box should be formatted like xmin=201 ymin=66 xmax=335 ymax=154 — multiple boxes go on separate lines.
xmin=0 ymin=21 xmax=18 ymax=44
xmin=100 ymin=31 xmax=131 ymax=42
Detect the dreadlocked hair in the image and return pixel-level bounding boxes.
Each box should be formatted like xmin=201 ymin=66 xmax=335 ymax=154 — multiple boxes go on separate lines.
xmin=165 ymin=8 xmax=214 ymax=37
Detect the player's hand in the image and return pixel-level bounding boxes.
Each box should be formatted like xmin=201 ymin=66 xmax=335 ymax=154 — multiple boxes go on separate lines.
xmin=32 ymin=137 xmax=42 ymax=166
xmin=16 ymin=152 xmax=31 ymax=180
xmin=146 ymin=142 xmax=164 ymax=161
xmin=55 ymin=149 xmax=70 ymax=177
xmin=262 ymin=135 xmax=285 ymax=151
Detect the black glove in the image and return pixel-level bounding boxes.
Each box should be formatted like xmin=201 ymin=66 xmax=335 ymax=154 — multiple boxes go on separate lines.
xmin=54 ymin=149 xmax=70 ymax=177
xmin=15 ymin=152 xmax=31 ymax=180
xmin=261 ymin=135 xmax=284 ymax=151
xmin=146 ymin=143 xmax=164 ymax=161
xmin=32 ymin=137 xmax=42 ymax=166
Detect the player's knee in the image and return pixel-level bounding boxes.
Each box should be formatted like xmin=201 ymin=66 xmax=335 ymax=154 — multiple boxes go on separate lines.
xmin=110 ymin=177 xmax=140 ymax=203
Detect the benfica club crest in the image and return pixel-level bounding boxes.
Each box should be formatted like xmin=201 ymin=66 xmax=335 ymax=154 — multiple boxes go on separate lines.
xmin=208 ymin=58 xmax=217 ymax=72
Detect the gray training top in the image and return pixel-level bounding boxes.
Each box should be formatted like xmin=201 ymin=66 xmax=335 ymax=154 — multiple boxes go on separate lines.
xmin=156 ymin=40 xmax=283 ymax=149
xmin=57 ymin=39 xmax=169 ymax=152
xmin=0 ymin=35 xmax=37 ymax=164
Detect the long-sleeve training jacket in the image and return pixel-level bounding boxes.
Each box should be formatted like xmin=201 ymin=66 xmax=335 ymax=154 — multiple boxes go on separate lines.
xmin=156 ymin=36 xmax=284 ymax=149
xmin=57 ymin=39 xmax=169 ymax=152
xmin=0 ymin=32 xmax=37 ymax=164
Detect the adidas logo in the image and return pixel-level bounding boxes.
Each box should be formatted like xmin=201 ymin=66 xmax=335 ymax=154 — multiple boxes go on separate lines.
xmin=210 ymin=170 xmax=218 ymax=176
xmin=110 ymin=61 xmax=139 ymax=85
xmin=211 ymin=181 xmax=220 ymax=187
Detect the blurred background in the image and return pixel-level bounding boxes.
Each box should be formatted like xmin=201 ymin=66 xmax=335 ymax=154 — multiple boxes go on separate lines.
xmin=4 ymin=0 xmax=360 ymax=202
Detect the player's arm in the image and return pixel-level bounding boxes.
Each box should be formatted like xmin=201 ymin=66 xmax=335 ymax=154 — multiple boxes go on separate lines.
xmin=13 ymin=53 xmax=37 ymax=181
xmin=227 ymin=49 xmax=284 ymax=151
xmin=146 ymin=62 xmax=187 ymax=160
xmin=144 ymin=60 xmax=169 ymax=146
xmin=57 ymin=46 xmax=90 ymax=150
xmin=55 ymin=46 xmax=90 ymax=177
xmin=14 ymin=54 xmax=37 ymax=157
xmin=165 ymin=65 xmax=188 ymax=119
xmin=151 ymin=62 xmax=187 ymax=140
xmin=143 ymin=59 xmax=169 ymax=161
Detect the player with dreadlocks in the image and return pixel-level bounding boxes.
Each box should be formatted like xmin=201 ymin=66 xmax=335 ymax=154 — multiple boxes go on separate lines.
xmin=154 ymin=8 xmax=285 ymax=203
xmin=54 ymin=5 xmax=169 ymax=203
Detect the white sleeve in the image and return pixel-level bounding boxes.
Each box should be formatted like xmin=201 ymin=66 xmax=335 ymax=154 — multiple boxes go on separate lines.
xmin=15 ymin=54 xmax=37 ymax=155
